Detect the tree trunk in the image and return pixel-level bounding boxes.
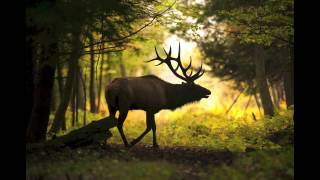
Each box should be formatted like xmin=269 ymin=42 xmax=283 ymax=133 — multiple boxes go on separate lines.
xmin=50 ymin=31 xmax=81 ymax=133
xmin=97 ymin=52 xmax=104 ymax=112
xmin=270 ymin=82 xmax=280 ymax=109
xmin=106 ymin=53 xmax=113 ymax=84
xmin=254 ymin=46 xmax=274 ymax=116
xmin=277 ymin=81 xmax=284 ymax=103
xmin=253 ymin=92 xmax=262 ymax=117
xmin=75 ymin=66 xmax=79 ymax=125
xmin=56 ymin=62 xmax=64 ymax=99
xmin=26 ymin=36 xmax=34 ymax=132
xmin=71 ymin=77 xmax=76 ymax=127
xmin=119 ymin=52 xmax=126 ymax=77
xmin=89 ymin=37 xmax=97 ymax=113
xmin=283 ymin=47 xmax=294 ymax=108
xmin=50 ymin=80 xmax=58 ymax=112
xmin=225 ymin=88 xmax=245 ymax=115
xmin=83 ymin=72 xmax=87 ymax=126
xmin=26 ymin=0 xmax=57 ymax=143
xmin=26 ymin=43 xmax=56 ymax=142
xmin=77 ymin=67 xmax=85 ymax=110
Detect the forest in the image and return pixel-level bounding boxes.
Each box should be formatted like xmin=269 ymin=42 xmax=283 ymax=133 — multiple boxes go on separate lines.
xmin=26 ymin=0 xmax=294 ymax=179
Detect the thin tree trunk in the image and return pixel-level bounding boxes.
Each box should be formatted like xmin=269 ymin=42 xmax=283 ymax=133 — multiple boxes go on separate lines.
xmin=277 ymin=81 xmax=285 ymax=103
xmin=83 ymin=72 xmax=87 ymax=126
xmin=252 ymin=112 xmax=257 ymax=121
xmin=26 ymin=37 xmax=34 ymax=133
xmin=75 ymin=66 xmax=79 ymax=125
xmin=244 ymin=95 xmax=252 ymax=111
xmin=77 ymin=71 xmax=84 ymax=111
xmin=225 ymin=88 xmax=246 ymax=115
xmin=71 ymin=63 xmax=80 ymax=127
xmin=253 ymin=92 xmax=262 ymax=117
xmin=97 ymin=52 xmax=104 ymax=112
xmin=254 ymin=46 xmax=274 ymax=116
xmin=119 ymin=52 xmax=126 ymax=77
xmin=56 ymin=62 xmax=64 ymax=99
xmin=270 ymin=82 xmax=280 ymax=109
xmin=71 ymin=79 xmax=76 ymax=127
xmin=283 ymin=52 xmax=294 ymax=108
xmin=50 ymin=31 xmax=81 ymax=133
xmin=50 ymin=81 xmax=58 ymax=112
xmin=26 ymin=43 xmax=56 ymax=142
xmin=89 ymin=37 xmax=97 ymax=113
xmin=106 ymin=53 xmax=113 ymax=84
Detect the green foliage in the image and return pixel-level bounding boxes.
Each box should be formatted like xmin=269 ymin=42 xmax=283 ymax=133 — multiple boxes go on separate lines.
xmin=167 ymin=0 xmax=293 ymax=91
xmin=209 ymin=146 xmax=293 ymax=180
xmin=216 ymin=0 xmax=293 ymax=46
xmin=27 ymin=147 xmax=177 ymax=180
xmin=109 ymin=108 xmax=293 ymax=152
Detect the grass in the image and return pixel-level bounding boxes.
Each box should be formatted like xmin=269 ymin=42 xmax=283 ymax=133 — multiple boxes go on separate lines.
xmin=26 ymin=145 xmax=293 ymax=180
xmin=108 ymin=106 xmax=293 ymax=152
xmin=208 ymin=146 xmax=293 ymax=180
xmin=27 ymin=147 xmax=178 ymax=180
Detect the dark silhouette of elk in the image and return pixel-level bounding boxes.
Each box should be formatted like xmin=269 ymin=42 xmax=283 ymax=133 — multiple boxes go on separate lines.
xmin=105 ymin=43 xmax=211 ymax=148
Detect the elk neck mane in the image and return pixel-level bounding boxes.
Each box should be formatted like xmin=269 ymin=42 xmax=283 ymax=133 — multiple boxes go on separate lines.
xmin=140 ymin=75 xmax=198 ymax=110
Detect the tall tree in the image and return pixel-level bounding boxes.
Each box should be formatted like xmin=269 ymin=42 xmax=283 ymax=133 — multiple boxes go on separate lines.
xmin=106 ymin=53 xmax=113 ymax=84
xmin=56 ymin=62 xmax=64 ymax=99
xmin=254 ymin=46 xmax=274 ymax=116
xmin=26 ymin=30 xmax=35 ymax=133
xmin=119 ymin=52 xmax=127 ymax=77
xmin=97 ymin=51 xmax=104 ymax=112
xmin=89 ymin=36 xmax=97 ymax=113
xmin=284 ymin=47 xmax=294 ymax=107
xmin=27 ymin=44 xmax=57 ymax=142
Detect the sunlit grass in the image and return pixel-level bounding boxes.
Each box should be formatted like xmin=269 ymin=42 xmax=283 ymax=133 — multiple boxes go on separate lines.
xmin=107 ymin=106 xmax=293 ymax=152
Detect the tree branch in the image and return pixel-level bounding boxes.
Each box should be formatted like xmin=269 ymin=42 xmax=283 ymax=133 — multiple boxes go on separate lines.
xmin=81 ymin=1 xmax=176 ymax=49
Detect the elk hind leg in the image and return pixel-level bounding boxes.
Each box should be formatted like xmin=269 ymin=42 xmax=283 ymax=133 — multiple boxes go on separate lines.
xmin=107 ymin=104 xmax=117 ymax=127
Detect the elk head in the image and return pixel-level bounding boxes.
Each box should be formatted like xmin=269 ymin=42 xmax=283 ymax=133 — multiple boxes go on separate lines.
xmin=146 ymin=43 xmax=211 ymax=102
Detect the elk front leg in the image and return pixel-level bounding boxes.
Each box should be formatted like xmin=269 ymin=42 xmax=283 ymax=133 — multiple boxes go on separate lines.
xmin=151 ymin=115 xmax=158 ymax=148
xmin=117 ymin=110 xmax=129 ymax=147
xmin=129 ymin=112 xmax=154 ymax=147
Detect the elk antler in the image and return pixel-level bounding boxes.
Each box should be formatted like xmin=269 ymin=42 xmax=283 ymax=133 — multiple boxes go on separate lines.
xmin=146 ymin=43 xmax=205 ymax=83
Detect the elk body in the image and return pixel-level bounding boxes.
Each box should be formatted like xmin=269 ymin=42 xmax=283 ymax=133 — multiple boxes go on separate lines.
xmin=105 ymin=44 xmax=211 ymax=148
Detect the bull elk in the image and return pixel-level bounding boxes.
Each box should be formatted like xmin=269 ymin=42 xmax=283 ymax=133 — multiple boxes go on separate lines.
xmin=105 ymin=43 xmax=211 ymax=148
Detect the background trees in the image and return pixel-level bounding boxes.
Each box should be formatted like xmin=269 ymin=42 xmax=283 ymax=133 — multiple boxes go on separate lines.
xmin=26 ymin=0 xmax=294 ymax=142
xmin=170 ymin=0 xmax=293 ymax=116
xmin=26 ymin=0 xmax=172 ymax=142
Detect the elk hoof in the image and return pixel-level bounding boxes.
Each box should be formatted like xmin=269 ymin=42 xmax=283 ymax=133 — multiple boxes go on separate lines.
xmin=128 ymin=143 xmax=135 ymax=148
xmin=129 ymin=139 xmax=139 ymax=147
xmin=153 ymin=144 xmax=159 ymax=148
xmin=123 ymin=142 xmax=130 ymax=148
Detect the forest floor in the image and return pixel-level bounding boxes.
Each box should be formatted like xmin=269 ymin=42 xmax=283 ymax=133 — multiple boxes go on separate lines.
xmin=27 ymin=109 xmax=294 ymax=180
xmin=26 ymin=142 xmax=293 ymax=180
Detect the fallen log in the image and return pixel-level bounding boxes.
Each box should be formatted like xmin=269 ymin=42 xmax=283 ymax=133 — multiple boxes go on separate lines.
xmin=26 ymin=116 xmax=117 ymax=152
